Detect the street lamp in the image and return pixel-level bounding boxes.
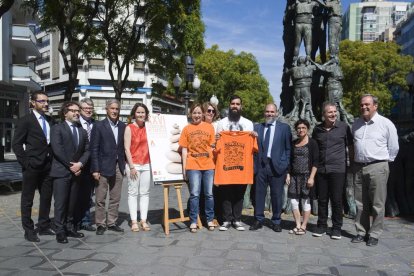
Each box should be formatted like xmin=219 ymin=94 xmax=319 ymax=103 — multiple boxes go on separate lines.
xmin=173 ymin=55 xmax=201 ymax=114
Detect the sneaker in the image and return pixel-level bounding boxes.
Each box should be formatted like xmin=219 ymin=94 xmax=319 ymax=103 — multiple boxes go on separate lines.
xmin=331 ymin=229 xmax=341 ymax=240
xmin=312 ymin=227 xmax=326 ymax=237
xmin=219 ymin=221 xmax=231 ymax=231
xmin=233 ymin=221 xmax=245 ymax=231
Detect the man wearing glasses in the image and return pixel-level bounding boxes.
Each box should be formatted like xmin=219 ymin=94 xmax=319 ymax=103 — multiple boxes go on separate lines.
xmin=12 ymin=91 xmax=55 ymax=242
xmin=76 ymin=98 xmax=96 ymax=232
xmin=50 ymin=102 xmax=90 ymax=243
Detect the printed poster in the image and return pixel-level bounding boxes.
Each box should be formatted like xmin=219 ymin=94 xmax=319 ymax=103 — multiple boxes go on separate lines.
xmin=146 ymin=114 xmax=188 ymax=183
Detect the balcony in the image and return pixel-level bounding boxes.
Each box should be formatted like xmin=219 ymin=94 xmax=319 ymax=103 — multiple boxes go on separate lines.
xmin=10 ymin=65 xmax=41 ymax=90
xmin=11 ymin=25 xmax=40 ymax=57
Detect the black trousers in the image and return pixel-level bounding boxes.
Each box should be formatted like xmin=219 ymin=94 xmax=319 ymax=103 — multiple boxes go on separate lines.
xmin=75 ymin=169 xmax=95 ymax=225
xmin=316 ymin=172 xmax=345 ymax=230
xmin=53 ymin=176 xmax=80 ymax=234
xmin=221 ymin=185 xmax=247 ymax=222
xmin=21 ymin=168 xmax=53 ymax=233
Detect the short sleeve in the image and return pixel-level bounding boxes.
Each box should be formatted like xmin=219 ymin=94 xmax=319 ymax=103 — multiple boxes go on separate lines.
xmin=178 ymin=126 xmax=188 ymax=148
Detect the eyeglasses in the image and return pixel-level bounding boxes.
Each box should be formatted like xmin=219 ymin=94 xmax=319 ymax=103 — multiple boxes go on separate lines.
xmin=207 ymin=109 xmax=216 ymax=114
xmin=35 ymin=100 xmax=49 ymax=104
xmin=81 ymin=107 xmax=94 ymax=111
xmin=68 ymin=109 xmax=80 ymax=113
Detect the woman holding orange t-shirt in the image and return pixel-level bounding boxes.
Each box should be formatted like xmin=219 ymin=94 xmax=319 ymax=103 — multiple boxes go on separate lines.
xmin=179 ymin=103 xmax=216 ymax=233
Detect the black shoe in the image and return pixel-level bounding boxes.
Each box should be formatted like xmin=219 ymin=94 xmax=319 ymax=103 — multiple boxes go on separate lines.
xmin=249 ymin=221 xmax=263 ymax=231
xmin=81 ymin=224 xmax=96 ymax=232
xmin=107 ymin=225 xmax=124 ymax=232
xmin=24 ymin=231 xmax=40 ymax=242
xmin=366 ymin=236 xmax=378 ymax=246
xmin=96 ymin=225 xmax=106 ymax=235
xmin=351 ymin=234 xmax=366 ymax=243
xmin=38 ymin=228 xmax=56 ymax=236
xmin=312 ymin=227 xmax=326 ymax=237
xmin=331 ymin=229 xmax=342 ymax=240
xmin=271 ymin=224 xmax=282 ymax=232
xmin=56 ymin=233 xmax=68 ymax=244
xmin=66 ymin=230 xmax=85 ymax=238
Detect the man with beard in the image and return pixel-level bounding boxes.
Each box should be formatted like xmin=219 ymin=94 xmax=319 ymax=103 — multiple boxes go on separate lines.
xmin=216 ymin=95 xmax=254 ymax=231
xmin=351 ymin=94 xmax=398 ymax=246
xmin=249 ymin=104 xmax=291 ymax=232
xmin=50 ymin=102 xmax=89 ymax=243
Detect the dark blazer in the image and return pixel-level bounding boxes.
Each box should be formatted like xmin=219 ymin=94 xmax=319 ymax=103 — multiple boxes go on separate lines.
xmin=90 ymin=118 xmax=126 ymax=177
xmin=12 ymin=111 xmax=55 ymax=170
xmin=254 ymin=120 xmax=292 ymax=175
xmin=49 ymin=122 xmax=90 ymax=178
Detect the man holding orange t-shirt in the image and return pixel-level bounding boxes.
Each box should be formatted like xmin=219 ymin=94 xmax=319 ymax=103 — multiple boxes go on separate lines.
xmin=215 ymin=95 xmax=256 ymax=231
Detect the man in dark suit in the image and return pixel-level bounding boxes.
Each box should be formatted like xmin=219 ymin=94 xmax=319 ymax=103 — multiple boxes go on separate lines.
xmin=76 ymin=98 xmax=96 ymax=232
xmin=250 ymin=103 xmax=292 ymax=232
xmin=50 ymin=101 xmax=90 ymax=243
xmin=12 ymin=91 xmax=55 ymax=242
xmin=90 ymin=99 xmax=126 ymax=235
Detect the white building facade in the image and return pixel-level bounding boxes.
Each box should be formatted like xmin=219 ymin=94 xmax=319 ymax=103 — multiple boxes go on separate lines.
xmin=0 ymin=1 xmax=41 ymax=156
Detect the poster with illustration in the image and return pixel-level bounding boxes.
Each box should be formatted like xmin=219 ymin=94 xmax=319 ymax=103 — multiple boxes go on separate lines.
xmin=146 ymin=114 xmax=188 ymax=183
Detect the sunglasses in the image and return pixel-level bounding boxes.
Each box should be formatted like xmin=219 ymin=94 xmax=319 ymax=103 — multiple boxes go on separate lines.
xmin=207 ymin=109 xmax=216 ymax=114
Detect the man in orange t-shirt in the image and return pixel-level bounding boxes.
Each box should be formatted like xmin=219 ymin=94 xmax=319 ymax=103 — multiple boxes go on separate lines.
xmin=215 ymin=95 xmax=254 ymax=231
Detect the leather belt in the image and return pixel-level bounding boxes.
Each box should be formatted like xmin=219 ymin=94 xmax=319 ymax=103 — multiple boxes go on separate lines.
xmin=355 ymin=160 xmax=387 ymax=166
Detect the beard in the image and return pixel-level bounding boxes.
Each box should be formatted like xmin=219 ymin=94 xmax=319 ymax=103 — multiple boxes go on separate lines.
xmin=265 ymin=117 xmax=276 ymax=124
xmin=228 ymin=108 xmax=241 ymax=122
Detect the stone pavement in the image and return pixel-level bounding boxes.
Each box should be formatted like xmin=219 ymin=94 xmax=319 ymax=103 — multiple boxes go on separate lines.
xmin=0 ymin=177 xmax=413 ymax=276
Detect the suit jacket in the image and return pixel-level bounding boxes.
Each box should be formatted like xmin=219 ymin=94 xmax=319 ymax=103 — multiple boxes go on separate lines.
xmin=254 ymin=120 xmax=292 ymax=175
xmin=49 ymin=122 xmax=90 ymax=178
xmin=12 ymin=111 xmax=55 ymax=170
xmin=90 ymin=118 xmax=126 ymax=177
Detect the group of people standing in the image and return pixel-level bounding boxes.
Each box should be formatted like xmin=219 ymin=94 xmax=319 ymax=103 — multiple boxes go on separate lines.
xmin=12 ymin=92 xmax=152 ymax=243
xmin=13 ymin=91 xmax=398 ymax=248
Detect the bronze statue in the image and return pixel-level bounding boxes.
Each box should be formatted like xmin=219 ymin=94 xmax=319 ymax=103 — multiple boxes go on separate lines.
xmin=284 ymin=56 xmax=317 ymax=124
xmin=292 ymin=0 xmax=322 ymax=65
xmin=312 ymin=58 xmax=353 ymax=124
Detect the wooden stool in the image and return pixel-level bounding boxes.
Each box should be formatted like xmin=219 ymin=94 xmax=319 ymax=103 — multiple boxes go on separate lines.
xmin=162 ymin=182 xmax=202 ymax=235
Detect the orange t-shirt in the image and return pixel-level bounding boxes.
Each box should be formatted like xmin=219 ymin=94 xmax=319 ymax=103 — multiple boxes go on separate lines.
xmin=127 ymin=124 xmax=150 ymax=165
xmin=214 ymin=131 xmax=258 ymax=185
xmin=178 ymin=122 xmax=215 ymax=170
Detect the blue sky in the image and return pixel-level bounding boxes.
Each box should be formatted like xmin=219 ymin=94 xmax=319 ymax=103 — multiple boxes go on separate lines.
xmin=201 ymin=0 xmax=412 ymax=105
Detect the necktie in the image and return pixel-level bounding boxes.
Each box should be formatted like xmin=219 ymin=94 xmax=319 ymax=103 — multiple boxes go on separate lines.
xmin=72 ymin=124 xmax=78 ymax=148
xmin=41 ymin=115 xmax=47 ymax=138
xmin=86 ymin=121 xmax=92 ymax=141
xmin=263 ymin=124 xmax=271 ymax=158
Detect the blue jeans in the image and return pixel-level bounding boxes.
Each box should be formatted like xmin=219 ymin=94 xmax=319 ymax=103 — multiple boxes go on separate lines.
xmin=187 ymin=170 xmax=214 ymax=224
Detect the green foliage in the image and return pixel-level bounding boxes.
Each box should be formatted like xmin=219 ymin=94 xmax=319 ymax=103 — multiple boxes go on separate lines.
xmin=195 ymin=45 xmax=272 ymax=122
xmin=340 ymin=40 xmax=414 ymax=116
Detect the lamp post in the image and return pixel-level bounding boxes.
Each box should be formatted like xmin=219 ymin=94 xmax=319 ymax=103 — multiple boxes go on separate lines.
xmin=173 ymin=55 xmax=201 ymax=114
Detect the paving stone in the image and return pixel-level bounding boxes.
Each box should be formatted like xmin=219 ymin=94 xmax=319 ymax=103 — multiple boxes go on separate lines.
xmin=184 ymin=256 xmax=224 ymax=270
xmin=218 ymin=269 xmax=261 ymax=276
xmin=51 ymin=247 xmax=95 ymax=261
xmin=0 ymin=256 xmax=45 ymax=270
xmin=159 ymin=256 xmax=186 ymax=266
xmin=200 ymin=240 xmax=233 ymax=250
xmin=0 ymin=246 xmax=35 ymax=257
xmin=196 ymin=248 xmax=225 ymax=257
xmin=59 ymin=259 xmax=116 ymax=274
xmin=225 ymin=249 xmax=261 ymax=262
xmin=233 ymin=242 xmax=258 ymax=250
xmin=183 ymin=270 xmax=212 ymax=276
xmin=259 ymin=260 xmax=299 ymax=275
xmin=136 ymin=264 xmax=182 ymax=276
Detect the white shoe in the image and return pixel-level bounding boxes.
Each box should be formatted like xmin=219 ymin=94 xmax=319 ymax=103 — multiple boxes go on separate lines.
xmin=219 ymin=221 xmax=231 ymax=231
xmin=233 ymin=221 xmax=245 ymax=231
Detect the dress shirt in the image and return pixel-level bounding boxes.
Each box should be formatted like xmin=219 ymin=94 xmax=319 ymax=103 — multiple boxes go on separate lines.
xmin=32 ymin=109 xmax=50 ymax=144
xmin=312 ymin=120 xmax=353 ymax=174
xmin=108 ymin=118 xmax=119 ymax=144
xmin=264 ymin=121 xmax=276 ymax=158
xmin=352 ymin=112 xmax=399 ymax=163
xmin=80 ymin=116 xmax=93 ymax=131
xmin=65 ymin=120 xmax=79 ymax=145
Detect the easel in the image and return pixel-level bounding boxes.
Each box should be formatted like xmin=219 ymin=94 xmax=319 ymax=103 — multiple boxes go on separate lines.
xmin=162 ymin=182 xmax=202 ymax=235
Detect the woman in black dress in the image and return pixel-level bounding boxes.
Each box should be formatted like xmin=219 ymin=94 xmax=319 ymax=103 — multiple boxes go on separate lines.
xmin=286 ymin=119 xmax=318 ymax=235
